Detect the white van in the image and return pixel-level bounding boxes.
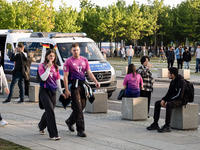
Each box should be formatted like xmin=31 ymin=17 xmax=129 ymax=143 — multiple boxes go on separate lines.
xmin=14 ymin=32 xmax=117 ymax=97
xmin=0 ymin=29 xmax=32 ymax=72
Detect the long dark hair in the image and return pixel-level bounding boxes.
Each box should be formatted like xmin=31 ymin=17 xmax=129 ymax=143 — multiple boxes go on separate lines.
xmin=127 ymin=64 xmax=137 ymax=77
xmin=44 ymin=49 xmax=58 ymax=71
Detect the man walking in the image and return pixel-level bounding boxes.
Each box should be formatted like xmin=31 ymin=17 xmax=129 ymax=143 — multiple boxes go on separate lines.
xmin=127 ymin=45 xmax=134 ymax=65
xmin=63 ymin=43 xmax=100 ymax=137
xmin=3 ymin=43 xmax=27 ymax=103
xmin=146 ymin=67 xmax=188 ymax=133
xmin=195 ymin=43 xmax=200 ymax=73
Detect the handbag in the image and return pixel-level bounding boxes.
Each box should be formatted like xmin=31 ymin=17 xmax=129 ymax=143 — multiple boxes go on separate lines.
xmin=20 ymin=53 xmax=30 ymax=80
xmin=117 ymin=89 xmax=126 ymax=100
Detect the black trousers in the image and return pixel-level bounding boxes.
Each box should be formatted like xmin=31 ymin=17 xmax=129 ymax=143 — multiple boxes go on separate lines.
xmin=167 ymin=60 xmax=174 ymax=68
xmin=177 ymin=59 xmax=183 ymax=69
xmin=0 ymin=113 xmax=2 ymax=120
xmin=153 ymin=100 xmax=183 ymax=126
xmin=67 ymin=86 xmax=86 ymax=132
xmin=24 ymin=79 xmax=30 ymax=97
xmin=38 ymin=88 xmax=58 ymax=138
xmin=140 ymin=90 xmax=151 ymax=114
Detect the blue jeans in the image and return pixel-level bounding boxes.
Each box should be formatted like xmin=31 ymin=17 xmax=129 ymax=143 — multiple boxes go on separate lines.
xmin=7 ymin=71 xmax=24 ymax=101
xmin=128 ymin=56 xmax=132 ymax=65
xmin=196 ymin=58 xmax=200 ymax=72
xmin=184 ymin=61 xmax=189 ymax=69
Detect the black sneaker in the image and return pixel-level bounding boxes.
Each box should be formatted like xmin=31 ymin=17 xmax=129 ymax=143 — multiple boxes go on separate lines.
xmin=17 ymin=100 xmax=24 ymax=104
xmin=146 ymin=123 xmax=159 ymax=130
xmin=157 ymin=125 xmax=171 ymax=133
xmin=2 ymin=99 xmax=11 ymax=104
xmin=77 ymin=131 xmax=87 ymax=137
xmin=65 ymin=120 xmax=75 ymax=132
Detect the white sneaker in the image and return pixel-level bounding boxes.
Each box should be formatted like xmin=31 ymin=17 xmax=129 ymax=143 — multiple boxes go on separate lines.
xmin=0 ymin=119 xmax=8 ymax=126
xmin=15 ymin=98 xmax=20 ymax=102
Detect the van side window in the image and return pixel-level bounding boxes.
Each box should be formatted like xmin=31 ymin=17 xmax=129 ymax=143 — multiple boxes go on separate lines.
xmin=23 ymin=42 xmax=43 ymax=63
xmin=6 ymin=43 xmax=13 ymax=58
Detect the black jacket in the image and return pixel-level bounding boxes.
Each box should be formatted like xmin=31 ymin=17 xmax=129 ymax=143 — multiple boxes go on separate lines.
xmin=10 ymin=52 xmax=27 ymax=73
xmin=183 ymin=51 xmax=191 ymax=62
xmin=167 ymin=51 xmax=175 ymax=61
xmin=162 ymin=75 xmax=188 ymax=105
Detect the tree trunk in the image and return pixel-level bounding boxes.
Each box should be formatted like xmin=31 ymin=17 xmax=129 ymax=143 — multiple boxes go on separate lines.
xmin=154 ymin=31 xmax=157 ymax=57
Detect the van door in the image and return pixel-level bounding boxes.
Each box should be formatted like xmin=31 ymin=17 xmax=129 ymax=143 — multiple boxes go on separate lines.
xmin=0 ymin=35 xmax=7 ymax=67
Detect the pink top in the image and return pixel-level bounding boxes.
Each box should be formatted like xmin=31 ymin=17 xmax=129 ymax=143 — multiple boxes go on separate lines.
xmin=123 ymin=73 xmax=143 ymax=90
xmin=38 ymin=63 xmax=60 ymax=90
xmin=63 ymin=56 xmax=90 ymax=81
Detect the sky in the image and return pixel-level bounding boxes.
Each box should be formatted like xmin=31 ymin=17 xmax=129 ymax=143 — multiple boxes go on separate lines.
xmin=53 ymin=0 xmax=186 ymax=10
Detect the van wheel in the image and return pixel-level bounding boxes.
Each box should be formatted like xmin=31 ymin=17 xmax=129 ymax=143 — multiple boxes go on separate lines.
xmin=107 ymin=92 xmax=113 ymax=98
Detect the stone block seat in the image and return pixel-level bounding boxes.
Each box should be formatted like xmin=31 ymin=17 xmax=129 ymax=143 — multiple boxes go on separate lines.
xmin=122 ymin=97 xmax=148 ymax=120
xmin=171 ymin=103 xmax=199 ymax=130
xmin=85 ymin=92 xmax=108 ymax=113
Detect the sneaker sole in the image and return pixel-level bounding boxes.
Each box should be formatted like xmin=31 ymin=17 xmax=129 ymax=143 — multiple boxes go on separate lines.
xmin=49 ymin=137 xmax=60 ymax=140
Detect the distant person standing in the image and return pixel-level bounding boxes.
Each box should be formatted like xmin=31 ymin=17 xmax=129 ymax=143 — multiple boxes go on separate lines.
xmin=137 ymin=56 xmax=154 ymax=115
xmin=2 ymin=43 xmax=27 ymax=104
xmin=121 ymin=46 xmax=126 ymax=61
xmin=167 ymin=46 xmax=175 ymax=68
xmin=127 ymin=45 xmax=134 ymax=64
xmin=175 ymin=45 xmax=184 ymax=69
xmin=139 ymin=46 xmax=148 ymax=58
xmin=0 ymin=64 xmax=9 ymax=126
xmin=183 ymin=46 xmax=191 ymax=69
xmin=195 ymin=43 xmax=200 ymax=73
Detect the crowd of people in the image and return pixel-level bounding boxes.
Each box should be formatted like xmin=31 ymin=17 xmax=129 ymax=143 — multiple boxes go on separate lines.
xmin=0 ymin=42 xmax=197 ymax=141
xmin=120 ymin=43 xmax=200 ymax=72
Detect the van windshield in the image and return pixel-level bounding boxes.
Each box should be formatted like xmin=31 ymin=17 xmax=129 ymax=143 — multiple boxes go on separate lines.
xmin=57 ymin=42 xmax=104 ymax=61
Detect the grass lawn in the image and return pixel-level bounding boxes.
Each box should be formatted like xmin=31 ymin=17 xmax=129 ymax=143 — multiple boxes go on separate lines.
xmin=0 ymin=138 xmax=30 ymax=150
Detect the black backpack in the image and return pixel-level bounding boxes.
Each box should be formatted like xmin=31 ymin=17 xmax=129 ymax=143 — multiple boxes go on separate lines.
xmin=185 ymin=79 xmax=194 ymax=102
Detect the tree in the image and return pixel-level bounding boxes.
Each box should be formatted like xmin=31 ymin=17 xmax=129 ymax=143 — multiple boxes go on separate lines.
xmin=0 ymin=0 xmax=15 ymax=29
xmin=29 ymin=0 xmax=55 ymax=32
xmin=54 ymin=3 xmax=80 ymax=33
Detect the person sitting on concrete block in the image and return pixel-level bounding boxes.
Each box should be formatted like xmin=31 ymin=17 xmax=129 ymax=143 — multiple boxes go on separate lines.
xmin=123 ymin=64 xmax=143 ymax=97
xmin=147 ymin=67 xmax=188 ymax=133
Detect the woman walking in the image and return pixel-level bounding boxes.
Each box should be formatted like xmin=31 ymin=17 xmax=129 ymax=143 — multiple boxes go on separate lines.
xmin=123 ymin=64 xmax=143 ymax=97
xmin=38 ymin=49 xmax=63 ymax=140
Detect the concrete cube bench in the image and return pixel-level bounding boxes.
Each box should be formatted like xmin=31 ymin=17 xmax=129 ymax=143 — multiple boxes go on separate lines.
xmin=157 ymin=68 xmax=168 ymax=78
xmin=85 ymin=92 xmax=108 ymax=113
xmin=178 ymin=69 xmax=190 ymax=80
xmin=29 ymin=84 xmax=40 ymax=102
xmin=171 ymin=103 xmax=199 ymax=130
xmin=122 ymin=97 xmax=148 ymax=120
xmin=122 ymin=67 xmax=128 ymax=76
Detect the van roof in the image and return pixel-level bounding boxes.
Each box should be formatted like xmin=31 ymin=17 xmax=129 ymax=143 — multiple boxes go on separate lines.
xmin=49 ymin=33 xmax=87 ymax=38
xmin=30 ymin=32 xmax=59 ymax=38
xmin=8 ymin=29 xmax=33 ymax=33
xmin=17 ymin=37 xmax=94 ymax=45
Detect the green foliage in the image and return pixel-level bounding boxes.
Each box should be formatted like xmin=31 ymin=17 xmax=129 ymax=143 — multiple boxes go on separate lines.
xmin=54 ymin=3 xmax=80 ymax=33
xmin=0 ymin=0 xmax=200 ymax=47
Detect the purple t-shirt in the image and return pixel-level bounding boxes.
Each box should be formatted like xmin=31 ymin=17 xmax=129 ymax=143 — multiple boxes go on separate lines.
xmin=123 ymin=73 xmax=143 ymax=91
xmin=63 ymin=56 xmax=90 ymax=81
xmin=38 ymin=63 xmax=60 ymax=91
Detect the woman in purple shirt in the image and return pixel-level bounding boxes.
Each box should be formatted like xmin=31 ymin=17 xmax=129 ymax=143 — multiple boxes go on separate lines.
xmin=38 ymin=49 xmax=63 ymax=140
xmin=123 ymin=64 xmax=143 ymax=97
